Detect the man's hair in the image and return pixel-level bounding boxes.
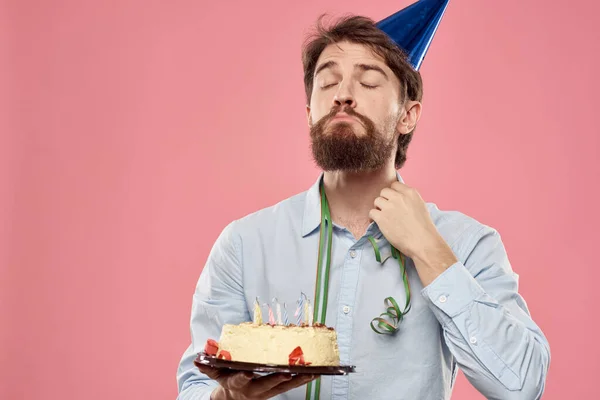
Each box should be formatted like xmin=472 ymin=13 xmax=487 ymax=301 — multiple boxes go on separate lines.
xmin=301 ymin=14 xmax=424 ymax=169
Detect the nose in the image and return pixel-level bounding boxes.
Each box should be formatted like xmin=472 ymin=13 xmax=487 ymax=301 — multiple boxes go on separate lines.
xmin=333 ymin=83 xmax=356 ymax=109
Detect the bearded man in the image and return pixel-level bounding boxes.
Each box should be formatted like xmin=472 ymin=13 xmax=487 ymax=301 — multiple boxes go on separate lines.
xmin=177 ymin=6 xmax=550 ymax=400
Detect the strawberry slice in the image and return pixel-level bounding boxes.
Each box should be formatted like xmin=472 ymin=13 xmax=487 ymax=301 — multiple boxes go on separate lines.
xmin=289 ymin=346 xmax=304 ymax=360
xmin=204 ymin=339 xmax=219 ymax=356
xmin=288 ymin=346 xmax=311 ymax=366
xmin=217 ymin=350 xmax=232 ymax=360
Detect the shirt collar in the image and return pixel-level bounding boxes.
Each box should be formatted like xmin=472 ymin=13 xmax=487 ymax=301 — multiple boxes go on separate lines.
xmin=301 ymin=171 xmax=406 ymax=237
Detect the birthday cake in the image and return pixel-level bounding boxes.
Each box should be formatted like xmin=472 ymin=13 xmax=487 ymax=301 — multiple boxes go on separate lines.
xmin=204 ymin=322 xmax=340 ymax=366
xmin=203 ymin=295 xmax=340 ymax=366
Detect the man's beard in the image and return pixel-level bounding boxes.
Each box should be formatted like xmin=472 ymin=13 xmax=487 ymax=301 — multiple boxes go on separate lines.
xmin=309 ymin=105 xmax=398 ymax=172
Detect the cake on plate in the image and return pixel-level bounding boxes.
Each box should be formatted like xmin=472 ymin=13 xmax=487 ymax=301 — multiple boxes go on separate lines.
xmin=204 ymin=322 xmax=340 ymax=366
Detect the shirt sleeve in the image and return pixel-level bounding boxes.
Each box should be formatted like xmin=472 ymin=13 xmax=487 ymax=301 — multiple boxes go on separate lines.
xmin=421 ymin=225 xmax=550 ymax=400
xmin=176 ymin=221 xmax=250 ymax=399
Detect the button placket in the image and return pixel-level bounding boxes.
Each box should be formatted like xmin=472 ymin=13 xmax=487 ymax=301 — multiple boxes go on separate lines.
xmin=333 ymin=240 xmax=361 ymax=396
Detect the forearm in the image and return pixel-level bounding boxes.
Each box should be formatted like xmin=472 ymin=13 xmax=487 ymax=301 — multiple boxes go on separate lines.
xmin=179 ymin=383 xmax=217 ymax=400
xmin=422 ymin=262 xmax=550 ymax=399
xmin=177 ymin=221 xmax=249 ymax=400
xmin=177 ymin=344 xmax=220 ymax=400
xmin=411 ymin=232 xmax=458 ymax=287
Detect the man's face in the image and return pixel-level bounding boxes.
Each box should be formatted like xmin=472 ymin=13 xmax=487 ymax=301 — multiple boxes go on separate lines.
xmin=307 ymin=41 xmax=404 ymax=172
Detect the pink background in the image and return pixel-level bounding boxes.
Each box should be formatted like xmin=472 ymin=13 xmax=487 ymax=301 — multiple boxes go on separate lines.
xmin=2 ymin=0 xmax=598 ymax=398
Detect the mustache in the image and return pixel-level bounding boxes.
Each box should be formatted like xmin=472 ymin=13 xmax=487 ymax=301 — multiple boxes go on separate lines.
xmin=312 ymin=105 xmax=371 ymax=128
xmin=324 ymin=105 xmax=368 ymax=125
xmin=309 ymin=104 xmax=379 ymax=142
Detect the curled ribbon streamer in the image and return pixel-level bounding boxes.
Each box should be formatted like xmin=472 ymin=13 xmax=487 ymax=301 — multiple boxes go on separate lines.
xmin=367 ymin=237 xmax=412 ymax=335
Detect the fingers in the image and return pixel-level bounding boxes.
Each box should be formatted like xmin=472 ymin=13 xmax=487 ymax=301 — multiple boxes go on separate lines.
xmin=245 ymin=373 xmax=293 ymax=397
xmin=389 ymin=182 xmax=420 ymax=200
xmin=197 ymin=364 xmax=250 ymax=389
xmin=368 ymin=208 xmax=382 ymax=222
xmin=376 ymin=185 xmax=419 ymax=212
xmin=373 ymin=196 xmax=388 ymax=211
xmin=386 ymin=183 xmax=420 ymax=200
xmin=390 ymin=181 xmax=410 ymax=193
xmin=227 ymin=371 xmax=255 ymax=391
xmin=263 ymin=374 xmax=319 ymax=398
xmin=196 ymin=364 xmax=224 ymax=380
xmin=376 ymin=187 xmax=403 ymax=210
xmin=380 ymin=187 xmax=398 ymax=199
xmin=196 ymin=366 xmax=316 ymax=399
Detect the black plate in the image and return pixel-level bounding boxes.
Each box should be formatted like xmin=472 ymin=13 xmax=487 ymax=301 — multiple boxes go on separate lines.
xmin=195 ymin=353 xmax=355 ymax=375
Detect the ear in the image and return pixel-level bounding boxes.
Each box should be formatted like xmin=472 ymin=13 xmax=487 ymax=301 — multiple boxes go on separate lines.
xmin=397 ymin=101 xmax=422 ymax=134
xmin=306 ymin=105 xmax=312 ymax=127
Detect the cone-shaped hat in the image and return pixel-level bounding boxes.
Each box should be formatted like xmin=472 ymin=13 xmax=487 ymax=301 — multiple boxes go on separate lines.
xmin=376 ymin=0 xmax=450 ymax=70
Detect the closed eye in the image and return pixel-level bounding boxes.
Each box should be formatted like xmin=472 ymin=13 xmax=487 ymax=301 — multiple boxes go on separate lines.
xmin=322 ymin=83 xmax=378 ymax=90
xmin=361 ymin=83 xmax=378 ymax=89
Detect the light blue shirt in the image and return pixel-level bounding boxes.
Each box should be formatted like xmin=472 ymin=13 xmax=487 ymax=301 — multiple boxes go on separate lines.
xmin=177 ymin=173 xmax=550 ymax=400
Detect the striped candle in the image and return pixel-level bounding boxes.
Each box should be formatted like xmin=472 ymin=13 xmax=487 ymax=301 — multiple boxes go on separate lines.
xmin=283 ymin=302 xmax=289 ymax=325
xmin=266 ymin=303 xmax=276 ymax=325
xmin=273 ymin=298 xmax=283 ymax=325
xmin=253 ymin=297 xmax=262 ymax=325
xmin=294 ymin=294 xmax=304 ymax=325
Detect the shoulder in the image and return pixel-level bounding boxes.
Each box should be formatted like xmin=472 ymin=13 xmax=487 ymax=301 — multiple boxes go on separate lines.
xmin=225 ymin=189 xmax=308 ymax=238
xmin=426 ymin=202 xmax=499 ymax=255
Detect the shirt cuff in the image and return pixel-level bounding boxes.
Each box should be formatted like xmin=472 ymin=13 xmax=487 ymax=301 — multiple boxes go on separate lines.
xmin=179 ymin=382 xmax=218 ymax=400
xmin=420 ymin=261 xmax=486 ymax=319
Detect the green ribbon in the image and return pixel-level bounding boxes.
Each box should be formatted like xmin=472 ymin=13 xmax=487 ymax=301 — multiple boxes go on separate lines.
xmin=368 ymin=243 xmax=412 ymax=335
xmin=306 ymin=180 xmax=412 ymax=400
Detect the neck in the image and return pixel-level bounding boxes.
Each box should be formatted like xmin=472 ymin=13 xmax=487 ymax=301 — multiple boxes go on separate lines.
xmin=322 ymin=164 xmax=398 ymax=236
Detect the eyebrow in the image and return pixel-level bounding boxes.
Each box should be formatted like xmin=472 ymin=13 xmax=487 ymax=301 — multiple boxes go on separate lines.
xmin=314 ymin=61 xmax=389 ymax=80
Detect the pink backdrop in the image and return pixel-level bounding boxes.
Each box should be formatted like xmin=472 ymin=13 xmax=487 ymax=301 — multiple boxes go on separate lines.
xmin=2 ymin=0 xmax=599 ymax=398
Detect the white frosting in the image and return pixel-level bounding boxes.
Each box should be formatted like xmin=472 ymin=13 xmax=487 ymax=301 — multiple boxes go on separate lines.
xmin=218 ymin=322 xmax=340 ymax=366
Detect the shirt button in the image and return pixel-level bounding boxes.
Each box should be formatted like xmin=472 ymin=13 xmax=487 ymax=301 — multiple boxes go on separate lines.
xmin=343 ymin=306 xmax=351 ymax=314
xmin=470 ymin=337 xmax=477 ymax=344
xmin=349 ymin=250 xmax=357 ymax=258
xmin=439 ymin=295 xmax=447 ymax=303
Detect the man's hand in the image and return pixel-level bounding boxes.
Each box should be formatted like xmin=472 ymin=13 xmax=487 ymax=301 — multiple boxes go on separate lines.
xmin=369 ymin=181 xmax=458 ymax=286
xmin=197 ymin=364 xmax=317 ymax=400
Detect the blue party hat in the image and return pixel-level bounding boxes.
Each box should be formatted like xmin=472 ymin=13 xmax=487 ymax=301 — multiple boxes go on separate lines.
xmin=376 ymin=0 xmax=450 ymax=70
